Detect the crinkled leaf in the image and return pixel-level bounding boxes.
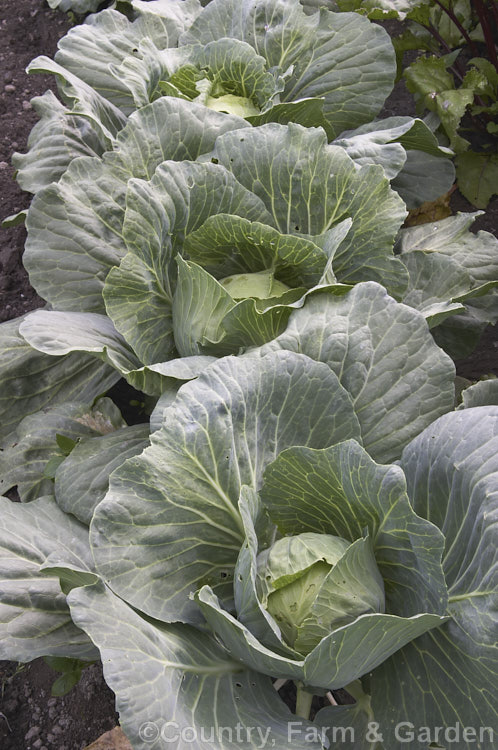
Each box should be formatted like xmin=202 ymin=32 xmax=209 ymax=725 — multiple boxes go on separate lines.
xmin=105 ymin=95 xmax=249 ymax=181
xmin=123 ymin=160 xmax=271 ymax=270
xmin=111 ymin=161 xmax=272 ymax=361
xmin=53 ymin=4 xmax=202 ymax=113
xmin=189 ymin=37 xmax=282 ymax=108
xmin=184 ymin=215 xmax=328 ymax=287
xmin=91 ymin=351 xmax=361 ymax=623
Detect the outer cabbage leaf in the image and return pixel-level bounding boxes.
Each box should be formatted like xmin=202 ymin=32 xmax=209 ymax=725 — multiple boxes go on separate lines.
xmin=27 ymin=56 xmax=127 ymax=139
xmin=397 ymin=212 xmax=498 ymax=286
xmin=397 ymin=213 xmax=498 ymax=354
xmin=24 ymin=158 xmax=128 ymax=313
xmin=252 ymin=283 xmax=455 ymax=462
xmin=105 ymin=96 xmax=249 ymax=181
xmin=90 ymin=351 xmax=361 ymax=623
xmin=332 ymin=115 xmax=454 ymax=207
xmin=369 ymin=408 xmax=498 ymax=746
xmin=459 ymin=378 xmax=498 ymax=409
xmin=400 ymin=251 xmax=471 ymax=328
xmin=0 ymin=496 xmax=98 ymax=662
xmin=52 ymin=4 xmax=202 ymax=114
xmin=0 ymin=398 xmax=126 ymax=503
xmin=390 ymin=150 xmax=455 ymax=209
xmin=18 ymin=310 xmax=207 ymax=397
xmin=0 ymin=317 xmax=119 ymax=443
xmin=12 ymin=91 xmax=108 ymax=194
xmin=55 ymin=423 xmax=150 ymax=525
xmin=68 ymin=581 xmax=324 ymax=750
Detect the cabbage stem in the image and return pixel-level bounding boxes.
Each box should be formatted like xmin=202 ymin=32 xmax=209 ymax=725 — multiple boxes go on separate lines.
xmin=295 ymin=682 xmax=313 ymax=719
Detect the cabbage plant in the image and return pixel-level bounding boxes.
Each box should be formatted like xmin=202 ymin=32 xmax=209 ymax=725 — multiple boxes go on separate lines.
xmin=19 ymin=0 xmax=456 ymax=208
xmin=0 ymin=350 xmax=495 ymax=749
xmin=3 ymin=118 xmax=497 ymax=495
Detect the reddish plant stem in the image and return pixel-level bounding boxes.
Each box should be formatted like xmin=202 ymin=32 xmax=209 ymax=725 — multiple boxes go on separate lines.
xmin=474 ymin=0 xmax=498 ymax=73
xmin=432 ymin=0 xmax=480 ymax=56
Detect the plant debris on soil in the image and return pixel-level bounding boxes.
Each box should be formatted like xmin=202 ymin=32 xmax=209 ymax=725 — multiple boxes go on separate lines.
xmin=0 ymin=2 xmax=497 ymax=749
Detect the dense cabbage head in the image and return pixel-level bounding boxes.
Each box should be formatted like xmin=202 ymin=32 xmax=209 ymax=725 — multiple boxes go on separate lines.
xmin=257 ymin=531 xmax=386 ymax=654
xmin=220 ymin=271 xmax=292 ymax=300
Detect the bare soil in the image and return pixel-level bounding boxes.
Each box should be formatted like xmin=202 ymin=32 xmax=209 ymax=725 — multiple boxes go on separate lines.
xmin=0 ymin=3 xmax=497 ymax=749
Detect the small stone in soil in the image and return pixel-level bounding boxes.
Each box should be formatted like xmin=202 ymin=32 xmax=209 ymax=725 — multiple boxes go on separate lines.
xmin=25 ymin=725 xmax=40 ymax=741
xmin=4 ymin=84 xmax=15 ymax=93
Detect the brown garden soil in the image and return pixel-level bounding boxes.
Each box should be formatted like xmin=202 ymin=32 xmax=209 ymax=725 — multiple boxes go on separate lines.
xmin=0 ymin=2 xmax=497 ymax=749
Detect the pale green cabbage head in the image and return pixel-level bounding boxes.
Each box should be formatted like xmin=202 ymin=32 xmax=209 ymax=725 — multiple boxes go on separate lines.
xmin=257 ymin=531 xmax=385 ymax=654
